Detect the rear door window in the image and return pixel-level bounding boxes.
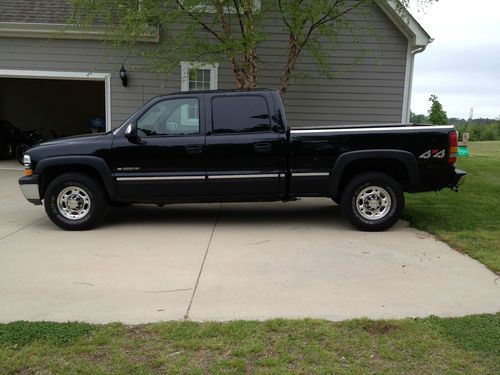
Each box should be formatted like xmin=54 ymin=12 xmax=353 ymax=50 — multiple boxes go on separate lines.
xmin=212 ymin=96 xmax=271 ymax=134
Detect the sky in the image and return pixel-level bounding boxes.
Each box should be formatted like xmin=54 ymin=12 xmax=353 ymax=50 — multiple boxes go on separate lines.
xmin=409 ymin=0 xmax=500 ymax=119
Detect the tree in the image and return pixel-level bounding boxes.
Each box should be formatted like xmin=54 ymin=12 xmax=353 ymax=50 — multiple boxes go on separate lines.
xmin=428 ymin=94 xmax=448 ymax=125
xmin=410 ymin=111 xmax=428 ymax=124
xmin=69 ymin=0 xmax=432 ymax=97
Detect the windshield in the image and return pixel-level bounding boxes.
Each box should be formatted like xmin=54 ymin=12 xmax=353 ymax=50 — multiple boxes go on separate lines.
xmin=112 ymin=95 xmax=163 ymax=135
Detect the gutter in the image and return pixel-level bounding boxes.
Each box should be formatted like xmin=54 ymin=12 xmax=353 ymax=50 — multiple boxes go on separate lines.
xmin=0 ymin=22 xmax=159 ymax=43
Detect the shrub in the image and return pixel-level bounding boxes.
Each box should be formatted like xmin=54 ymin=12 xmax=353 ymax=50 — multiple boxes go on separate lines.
xmin=455 ymin=122 xmax=500 ymax=141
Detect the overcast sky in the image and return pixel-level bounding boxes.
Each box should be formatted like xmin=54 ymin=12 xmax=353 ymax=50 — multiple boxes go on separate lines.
xmin=409 ymin=0 xmax=500 ymax=119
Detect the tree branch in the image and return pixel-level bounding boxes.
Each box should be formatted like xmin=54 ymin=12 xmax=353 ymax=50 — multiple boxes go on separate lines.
xmin=175 ymin=0 xmax=225 ymax=43
xmin=299 ymin=0 xmax=367 ymax=57
xmin=233 ymin=0 xmax=246 ymax=37
xmin=278 ymin=0 xmax=292 ymax=30
xmin=312 ymin=0 xmax=366 ymax=30
xmin=212 ymin=0 xmax=248 ymax=87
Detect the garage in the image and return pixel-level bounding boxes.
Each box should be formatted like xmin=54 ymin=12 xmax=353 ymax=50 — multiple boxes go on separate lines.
xmin=0 ymin=70 xmax=111 ymax=161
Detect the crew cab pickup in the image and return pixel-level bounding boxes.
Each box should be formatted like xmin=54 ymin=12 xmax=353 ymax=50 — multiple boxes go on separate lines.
xmin=19 ymin=89 xmax=466 ymax=231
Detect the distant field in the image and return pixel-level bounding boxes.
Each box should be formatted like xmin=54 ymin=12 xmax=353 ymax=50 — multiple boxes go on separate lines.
xmin=404 ymin=141 xmax=500 ymax=273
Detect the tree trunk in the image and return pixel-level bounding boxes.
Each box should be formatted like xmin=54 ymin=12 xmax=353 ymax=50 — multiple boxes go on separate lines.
xmin=279 ymin=32 xmax=299 ymax=97
xmin=242 ymin=0 xmax=257 ymax=89
xmin=231 ymin=59 xmax=245 ymax=89
xmin=243 ymin=46 xmax=258 ymax=89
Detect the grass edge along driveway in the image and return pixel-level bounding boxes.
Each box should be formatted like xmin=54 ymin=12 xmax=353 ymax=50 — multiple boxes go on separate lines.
xmin=0 ymin=314 xmax=499 ymax=374
xmin=404 ymin=141 xmax=500 ymax=273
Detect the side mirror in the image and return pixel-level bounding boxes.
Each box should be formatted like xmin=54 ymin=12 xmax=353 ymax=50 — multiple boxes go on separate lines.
xmin=124 ymin=123 xmax=134 ymax=138
xmin=124 ymin=123 xmax=140 ymax=143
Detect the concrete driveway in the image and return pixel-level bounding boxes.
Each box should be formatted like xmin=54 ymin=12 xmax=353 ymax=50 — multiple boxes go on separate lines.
xmin=0 ymin=167 xmax=499 ymax=323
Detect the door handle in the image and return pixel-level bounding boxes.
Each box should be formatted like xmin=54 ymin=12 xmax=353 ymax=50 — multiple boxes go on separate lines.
xmin=185 ymin=144 xmax=204 ymax=154
xmin=253 ymin=142 xmax=272 ymax=153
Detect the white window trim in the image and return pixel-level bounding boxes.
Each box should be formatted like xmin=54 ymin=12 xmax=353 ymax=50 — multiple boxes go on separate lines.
xmin=0 ymin=69 xmax=112 ymax=131
xmin=180 ymin=61 xmax=219 ymax=92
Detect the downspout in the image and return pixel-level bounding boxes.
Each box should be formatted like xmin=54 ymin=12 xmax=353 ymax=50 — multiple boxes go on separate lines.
xmin=405 ymin=45 xmax=426 ymax=122
xmin=405 ymin=39 xmax=433 ymax=122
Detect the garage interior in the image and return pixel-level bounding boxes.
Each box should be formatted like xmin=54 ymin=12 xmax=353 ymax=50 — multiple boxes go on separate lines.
xmin=0 ymin=77 xmax=105 ymax=139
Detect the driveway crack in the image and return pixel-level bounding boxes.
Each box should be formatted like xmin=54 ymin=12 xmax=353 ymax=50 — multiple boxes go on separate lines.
xmin=0 ymin=216 xmax=46 ymax=242
xmin=184 ymin=203 xmax=222 ymax=319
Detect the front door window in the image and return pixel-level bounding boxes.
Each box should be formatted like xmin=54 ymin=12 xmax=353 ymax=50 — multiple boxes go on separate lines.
xmin=137 ymin=98 xmax=200 ymax=137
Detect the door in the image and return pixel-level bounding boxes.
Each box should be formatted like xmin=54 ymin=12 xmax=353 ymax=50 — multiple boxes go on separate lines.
xmin=205 ymin=94 xmax=285 ymax=198
xmin=112 ymin=96 xmax=206 ymax=199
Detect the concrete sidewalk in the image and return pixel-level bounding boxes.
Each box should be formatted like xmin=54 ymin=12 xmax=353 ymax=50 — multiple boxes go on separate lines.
xmin=1 ymin=169 xmax=499 ymax=323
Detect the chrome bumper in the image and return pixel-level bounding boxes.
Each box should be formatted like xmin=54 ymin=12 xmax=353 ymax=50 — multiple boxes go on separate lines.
xmin=19 ymin=175 xmax=43 ymax=205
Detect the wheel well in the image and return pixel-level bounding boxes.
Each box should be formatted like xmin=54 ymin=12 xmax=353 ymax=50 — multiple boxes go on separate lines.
xmin=335 ymin=158 xmax=410 ymax=199
xmin=40 ymin=165 xmax=108 ymax=199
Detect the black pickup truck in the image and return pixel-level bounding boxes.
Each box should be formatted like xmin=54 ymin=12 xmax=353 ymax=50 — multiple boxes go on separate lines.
xmin=19 ymin=89 xmax=465 ymax=231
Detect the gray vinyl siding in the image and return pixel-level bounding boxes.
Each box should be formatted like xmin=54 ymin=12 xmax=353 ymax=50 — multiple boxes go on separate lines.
xmin=239 ymin=5 xmax=408 ymax=126
xmin=0 ymin=2 xmax=408 ymax=128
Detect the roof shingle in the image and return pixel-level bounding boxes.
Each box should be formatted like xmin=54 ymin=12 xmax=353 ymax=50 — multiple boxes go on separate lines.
xmin=0 ymin=0 xmax=71 ymax=24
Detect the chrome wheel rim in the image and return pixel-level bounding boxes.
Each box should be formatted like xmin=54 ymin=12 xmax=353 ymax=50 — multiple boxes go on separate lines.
xmin=56 ymin=186 xmax=91 ymax=220
xmin=355 ymin=185 xmax=392 ymax=220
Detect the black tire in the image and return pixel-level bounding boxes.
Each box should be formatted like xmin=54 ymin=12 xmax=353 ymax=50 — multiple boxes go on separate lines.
xmin=0 ymin=143 xmax=14 ymax=159
xmin=340 ymin=172 xmax=404 ymax=231
xmin=44 ymin=173 xmax=108 ymax=230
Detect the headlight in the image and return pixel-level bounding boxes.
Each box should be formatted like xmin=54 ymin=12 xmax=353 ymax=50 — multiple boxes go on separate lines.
xmin=23 ymin=154 xmax=33 ymax=176
xmin=23 ymin=154 xmax=31 ymax=166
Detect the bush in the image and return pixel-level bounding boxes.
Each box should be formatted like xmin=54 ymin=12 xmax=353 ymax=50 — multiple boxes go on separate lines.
xmin=455 ymin=122 xmax=500 ymax=141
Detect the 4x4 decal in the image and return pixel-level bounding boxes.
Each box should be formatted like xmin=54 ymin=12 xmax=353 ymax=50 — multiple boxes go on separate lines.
xmin=419 ymin=149 xmax=446 ymax=159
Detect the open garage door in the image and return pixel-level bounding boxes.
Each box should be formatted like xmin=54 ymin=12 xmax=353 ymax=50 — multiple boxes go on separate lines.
xmin=0 ymin=77 xmax=106 ymax=138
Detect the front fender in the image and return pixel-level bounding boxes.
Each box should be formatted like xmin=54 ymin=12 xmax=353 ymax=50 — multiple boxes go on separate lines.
xmin=35 ymin=156 xmax=116 ymax=198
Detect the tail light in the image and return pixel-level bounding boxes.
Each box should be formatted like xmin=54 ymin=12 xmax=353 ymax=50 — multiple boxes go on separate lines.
xmin=448 ymin=131 xmax=458 ymax=164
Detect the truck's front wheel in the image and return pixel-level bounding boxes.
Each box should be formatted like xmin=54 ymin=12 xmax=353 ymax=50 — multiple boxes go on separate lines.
xmin=340 ymin=172 xmax=404 ymax=231
xmin=44 ymin=173 xmax=107 ymax=230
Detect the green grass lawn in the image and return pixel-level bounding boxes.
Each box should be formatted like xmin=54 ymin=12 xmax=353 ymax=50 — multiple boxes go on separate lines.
xmin=404 ymin=141 xmax=500 ymax=273
xmin=0 ymin=315 xmax=499 ymax=374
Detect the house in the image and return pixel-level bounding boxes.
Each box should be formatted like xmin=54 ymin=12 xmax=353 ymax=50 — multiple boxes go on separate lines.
xmin=0 ymin=0 xmax=431 ymax=137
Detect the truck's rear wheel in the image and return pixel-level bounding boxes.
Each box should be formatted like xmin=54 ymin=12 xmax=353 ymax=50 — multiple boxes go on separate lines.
xmin=340 ymin=172 xmax=404 ymax=231
xmin=44 ymin=173 xmax=107 ymax=230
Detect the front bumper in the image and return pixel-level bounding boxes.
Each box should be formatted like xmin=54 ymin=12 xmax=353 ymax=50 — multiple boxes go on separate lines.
xmin=449 ymin=168 xmax=466 ymax=191
xmin=19 ymin=174 xmax=42 ymax=205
